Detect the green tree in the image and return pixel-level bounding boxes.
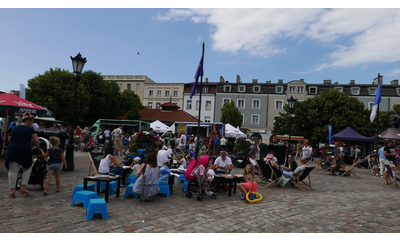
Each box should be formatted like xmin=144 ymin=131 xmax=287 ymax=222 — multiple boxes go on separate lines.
xmin=220 ymin=100 xmax=243 ymax=128
xmin=121 ymin=90 xmax=144 ymax=120
xmin=273 ymin=89 xmax=375 ymax=142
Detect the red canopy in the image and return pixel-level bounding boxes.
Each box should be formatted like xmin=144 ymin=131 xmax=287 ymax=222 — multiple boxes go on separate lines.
xmin=0 ymin=93 xmax=53 ymax=117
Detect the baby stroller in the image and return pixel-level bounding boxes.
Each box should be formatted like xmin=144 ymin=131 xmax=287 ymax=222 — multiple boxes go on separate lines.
xmin=184 ymin=155 xmax=217 ymax=201
xmin=15 ymin=137 xmax=51 ymax=190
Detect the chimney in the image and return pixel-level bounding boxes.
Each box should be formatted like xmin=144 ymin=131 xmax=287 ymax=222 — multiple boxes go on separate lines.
xmin=278 ymin=79 xmax=283 ymax=84
xmin=205 ymin=78 xmax=209 ymax=83
xmin=373 ymin=75 xmax=383 ymax=84
xmin=236 ymin=75 xmax=241 ymax=83
xmin=252 ymin=79 xmax=258 ymax=83
xmin=323 ymin=79 xmax=332 ymax=84
xmin=220 ymin=76 xmax=225 ymax=83
xmin=391 ymin=79 xmax=399 ymax=85
xmin=300 ymin=79 xmax=304 ymax=82
xmin=350 ymin=80 xmax=355 ymax=84
xmin=334 ymin=82 xmax=338 ymax=84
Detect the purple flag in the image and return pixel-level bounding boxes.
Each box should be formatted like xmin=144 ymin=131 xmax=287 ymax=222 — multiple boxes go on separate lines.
xmin=190 ymin=51 xmax=204 ymax=99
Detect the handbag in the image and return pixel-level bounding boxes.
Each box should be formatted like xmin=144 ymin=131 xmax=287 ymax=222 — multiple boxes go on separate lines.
xmin=132 ymin=163 xmax=147 ymax=194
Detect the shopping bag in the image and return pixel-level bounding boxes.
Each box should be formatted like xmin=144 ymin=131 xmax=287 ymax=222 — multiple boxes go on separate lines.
xmin=278 ymin=175 xmax=289 ymax=187
xmin=132 ymin=174 xmax=144 ymax=194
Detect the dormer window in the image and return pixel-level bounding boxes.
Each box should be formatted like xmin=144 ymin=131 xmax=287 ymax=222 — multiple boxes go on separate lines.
xmin=351 ymin=87 xmax=360 ymax=95
xmin=253 ymin=85 xmax=260 ymax=93
xmin=309 ymin=87 xmax=317 ymax=94
xmin=224 ymin=85 xmax=231 ymax=92
xmin=238 ymin=85 xmax=245 ymax=92
xmin=276 ymin=86 xmax=283 ymax=93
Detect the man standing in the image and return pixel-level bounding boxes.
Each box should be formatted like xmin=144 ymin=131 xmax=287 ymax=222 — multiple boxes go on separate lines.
xmin=302 ymin=143 xmax=312 ymax=162
xmin=214 ymin=134 xmax=220 ymax=155
xmin=384 ymin=140 xmax=399 ymax=183
xmin=177 ymin=130 xmax=187 ymax=154
xmin=378 ymin=144 xmax=387 ymax=177
xmin=112 ymin=126 xmax=123 ymax=156
xmin=9 ymin=118 xmax=18 ymax=129
xmin=220 ymin=136 xmax=227 ymax=151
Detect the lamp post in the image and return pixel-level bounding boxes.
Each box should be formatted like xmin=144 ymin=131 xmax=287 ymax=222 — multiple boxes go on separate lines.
xmin=287 ymin=96 xmax=297 ymax=160
xmin=65 ymin=52 xmax=87 ymax=171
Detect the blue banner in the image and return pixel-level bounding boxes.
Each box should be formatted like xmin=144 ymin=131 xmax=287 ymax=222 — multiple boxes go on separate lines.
xmin=328 ymin=125 xmax=332 ymax=144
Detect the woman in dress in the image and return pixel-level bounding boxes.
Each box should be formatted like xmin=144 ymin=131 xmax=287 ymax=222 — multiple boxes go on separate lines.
xmin=136 ymin=152 xmax=160 ymax=202
xmin=5 ymin=112 xmax=40 ymax=197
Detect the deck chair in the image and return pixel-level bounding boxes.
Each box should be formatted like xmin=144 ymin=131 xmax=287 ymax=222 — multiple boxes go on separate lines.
xmin=366 ymin=158 xmax=376 ymax=176
xmin=256 ymin=160 xmax=280 ymax=189
xmin=340 ymin=158 xmax=361 ymax=179
xmin=289 ymin=166 xmax=315 ymax=192
xmin=314 ymin=159 xmax=331 ymax=174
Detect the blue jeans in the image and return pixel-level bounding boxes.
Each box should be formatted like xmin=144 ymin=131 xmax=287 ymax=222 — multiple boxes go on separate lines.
xmin=109 ymin=166 xmax=124 ymax=176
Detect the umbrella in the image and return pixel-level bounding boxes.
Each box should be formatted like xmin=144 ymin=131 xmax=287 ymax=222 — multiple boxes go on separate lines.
xmin=150 ymin=120 xmax=169 ymax=133
xmin=0 ymin=93 xmax=53 ymax=117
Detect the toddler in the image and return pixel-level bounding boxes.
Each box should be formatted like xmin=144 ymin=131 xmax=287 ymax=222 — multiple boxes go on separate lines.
xmin=158 ymin=158 xmax=171 ymax=185
xmin=129 ymin=157 xmax=141 ymax=176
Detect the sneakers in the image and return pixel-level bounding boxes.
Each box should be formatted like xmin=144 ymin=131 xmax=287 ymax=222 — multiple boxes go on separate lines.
xmin=375 ymin=173 xmax=380 ymax=177
xmin=206 ymin=191 xmax=214 ymax=196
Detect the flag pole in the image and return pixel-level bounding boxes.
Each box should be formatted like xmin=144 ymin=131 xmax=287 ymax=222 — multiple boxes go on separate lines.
xmin=375 ymin=73 xmax=381 ymax=150
xmin=195 ymin=43 xmax=205 ymax=159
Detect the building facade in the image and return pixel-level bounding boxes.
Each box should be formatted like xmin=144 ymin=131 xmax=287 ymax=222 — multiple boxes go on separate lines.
xmin=143 ymin=83 xmax=184 ymax=109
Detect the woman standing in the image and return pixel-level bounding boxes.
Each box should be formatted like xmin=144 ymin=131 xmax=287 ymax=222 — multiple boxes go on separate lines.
xmin=5 ymin=112 xmax=40 ymax=197
xmin=136 ymin=152 xmax=160 ymax=202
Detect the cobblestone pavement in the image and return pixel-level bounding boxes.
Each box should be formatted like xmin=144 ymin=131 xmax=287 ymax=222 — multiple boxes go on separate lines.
xmin=1 ymin=152 xmax=400 ymax=233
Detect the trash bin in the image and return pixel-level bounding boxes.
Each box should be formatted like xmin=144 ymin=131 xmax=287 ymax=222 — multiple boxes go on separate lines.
xmin=259 ymin=143 xmax=286 ymax=165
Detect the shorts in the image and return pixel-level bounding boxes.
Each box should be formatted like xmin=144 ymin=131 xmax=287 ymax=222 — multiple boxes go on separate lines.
xmin=47 ymin=163 xmax=62 ymax=172
xmin=114 ymin=139 xmax=123 ymax=148
xmin=370 ymin=161 xmax=378 ymax=168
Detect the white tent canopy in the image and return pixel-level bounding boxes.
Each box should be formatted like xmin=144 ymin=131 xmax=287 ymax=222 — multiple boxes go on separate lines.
xmin=225 ymin=123 xmax=246 ymax=138
xmin=150 ymin=120 xmax=170 ymax=133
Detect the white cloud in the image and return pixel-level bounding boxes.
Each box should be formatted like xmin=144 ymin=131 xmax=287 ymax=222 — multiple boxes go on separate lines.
xmin=386 ymin=69 xmax=400 ymax=77
xmin=157 ymin=8 xmax=400 ymax=71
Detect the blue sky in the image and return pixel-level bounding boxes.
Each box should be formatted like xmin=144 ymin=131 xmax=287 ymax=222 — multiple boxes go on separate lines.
xmin=1 ymin=4 xmax=400 ymax=93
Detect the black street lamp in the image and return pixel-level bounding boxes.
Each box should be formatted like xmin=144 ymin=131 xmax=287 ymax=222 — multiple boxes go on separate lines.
xmin=65 ymin=52 xmax=87 ymax=171
xmin=287 ymin=96 xmax=297 ymax=160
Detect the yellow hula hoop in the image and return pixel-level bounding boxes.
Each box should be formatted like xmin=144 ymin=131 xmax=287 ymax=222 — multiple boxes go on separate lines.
xmin=246 ymin=192 xmax=262 ymax=203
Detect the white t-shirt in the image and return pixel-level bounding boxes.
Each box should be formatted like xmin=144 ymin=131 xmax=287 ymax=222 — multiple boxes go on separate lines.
xmin=104 ymin=130 xmax=111 ymax=138
xmin=157 ymin=149 xmax=171 ymax=167
xmin=178 ymin=134 xmax=187 ymax=147
xmin=179 ymin=157 xmax=187 ymax=169
xmin=207 ymin=169 xmax=215 ymax=180
xmin=293 ymin=165 xmax=307 ymax=179
xmin=355 ymin=149 xmax=361 ymax=158
xmin=302 ymin=146 xmax=312 ymax=158
xmin=214 ymin=156 xmax=233 ymax=171
xmin=98 ymin=154 xmax=113 ymax=173
xmin=220 ymin=138 xmax=227 ymax=146
xmin=112 ymin=128 xmax=123 ymax=140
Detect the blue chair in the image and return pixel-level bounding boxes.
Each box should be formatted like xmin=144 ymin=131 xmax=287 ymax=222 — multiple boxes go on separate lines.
xmin=177 ymin=174 xmax=187 ymax=183
xmin=95 ymin=181 xmax=118 ymax=196
xmin=72 ymin=183 xmax=95 ymax=199
xmin=126 ymin=176 xmax=137 ymax=185
xmin=71 ymin=190 xmax=99 ymax=209
xmin=181 ymin=181 xmax=188 ymax=192
xmin=157 ymin=184 xmax=171 ymax=198
xmin=86 ymin=198 xmax=108 ymax=220
xmin=124 ymin=183 xmax=139 ymax=199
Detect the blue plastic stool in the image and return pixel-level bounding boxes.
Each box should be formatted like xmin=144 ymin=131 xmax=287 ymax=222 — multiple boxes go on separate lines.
xmin=86 ymin=198 xmax=108 ymax=220
xmin=95 ymin=181 xmax=118 ymax=195
xmin=126 ymin=176 xmax=137 ymax=185
xmin=124 ymin=183 xmax=139 ymax=199
xmin=72 ymin=184 xmax=95 ymax=199
xmin=177 ymin=174 xmax=187 ymax=183
xmin=181 ymin=181 xmax=188 ymax=192
xmin=71 ymin=190 xmax=99 ymax=209
xmin=157 ymin=184 xmax=171 ymax=198
xmin=241 ymin=193 xmax=255 ymax=200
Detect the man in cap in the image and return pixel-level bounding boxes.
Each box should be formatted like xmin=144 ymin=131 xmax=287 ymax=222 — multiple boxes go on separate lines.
xmin=157 ymin=145 xmax=172 ymax=167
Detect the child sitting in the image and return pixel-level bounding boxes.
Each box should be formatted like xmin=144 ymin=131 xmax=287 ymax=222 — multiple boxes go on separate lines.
xmin=129 ymin=157 xmax=141 ymax=176
xmin=204 ymin=163 xmax=215 ymax=196
xmin=158 ymin=158 xmax=171 ymax=185
xmin=237 ymin=164 xmax=258 ymax=202
xmin=176 ymin=154 xmax=187 ymax=169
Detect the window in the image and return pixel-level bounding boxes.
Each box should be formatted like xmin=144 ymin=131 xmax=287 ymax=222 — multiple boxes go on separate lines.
xmin=253 ymin=85 xmax=260 ymax=93
xmin=156 ymin=102 xmax=161 ymax=109
xmin=127 ymin=84 xmax=131 ymax=90
xmin=165 ymin=90 xmax=170 ymax=97
xmin=173 ymin=90 xmax=178 ymax=97
xmin=204 ymin=116 xmax=211 ymax=123
xmin=222 ymin=98 xmax=231 ymax=105
xmin=252 ymin=99 xmax=260 ymax=109
xmin=276 ymin=86 xmax=283 ymax=93
xmin=119 ymin=83 xmax=122 ymax=91
xmin=157 ymin=90 xmax=161 ymax=96
xmin=241 ymin=114 xmax=245 ymax=124
xmin=237 ymin=99 xmax=245 ymax=109
xmin=289 ymin=86 xmax=296 ymax=93
xmin=369 ymin=102 xmax=374 ymax=110
xmin=186 ymin=100 xmax=192 ymax=110
xmin=369 ymin=88 xmax=376 ymax=95
xmin=224 ymin=85 xmax=231 ymax=92
xmin=196 ymin=100 xmax=200 ymax=110
xmin=203 ymin=87 xmax=208 ymax=93
xmin=309 ymin=87 xmax=317 ymax=94
xmin=148 ymin=102 xmax=153 ymax=109
xmin=334 ymin=87 xmax=343 ymax=92
xmin=275 ymin=100 xmax=283 ymax=110
xmin=205 ymin=101 xmax=211 ymax=111
xmin=351 ymin=87 xmax=360 ymax=95
xmin=149 ymin=90 xmax=153 ymax=96
xmin=136 ymin=84 xmax=140 ymax=92
xmin=238 ymin=85 xmax=245 ymax=92
xmin=298 ymin=86 xmax=304 ymax=93
xmin=251 ymin=114 xmax=260 ymax=125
